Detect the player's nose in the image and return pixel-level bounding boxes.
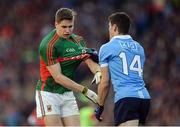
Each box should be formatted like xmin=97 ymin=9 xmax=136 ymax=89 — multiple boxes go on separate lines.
xmin=65 ymin=28 xmax=71 ymax=33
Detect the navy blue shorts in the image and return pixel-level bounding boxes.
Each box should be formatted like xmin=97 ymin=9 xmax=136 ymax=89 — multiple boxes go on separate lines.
xmin=114 ymin=97 xmax=150 ymax=126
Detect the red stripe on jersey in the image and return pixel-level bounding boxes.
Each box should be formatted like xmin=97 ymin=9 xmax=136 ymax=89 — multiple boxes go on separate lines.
xmin=56 ymin=53 xmax=91 ymax=62
xmin=40 ymin=57 xmax=51 ymax=90
xmin=47 ymin=33 xmax=59 ymax=65
xmin=46 ymin=34 xmax=57 ymax=65
xmin=49 ymin=34 xmax=59 ymax=65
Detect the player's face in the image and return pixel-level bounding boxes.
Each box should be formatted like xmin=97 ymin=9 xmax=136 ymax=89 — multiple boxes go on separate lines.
xmin=55 ymin=19 xmax=74 ymax=38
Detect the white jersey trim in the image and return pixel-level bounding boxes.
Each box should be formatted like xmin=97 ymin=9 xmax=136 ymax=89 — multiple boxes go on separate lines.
xmin=111 ymin=35 xmax=131 ymax=41
xmin=100 ymin=63 xmax=108 ymax=67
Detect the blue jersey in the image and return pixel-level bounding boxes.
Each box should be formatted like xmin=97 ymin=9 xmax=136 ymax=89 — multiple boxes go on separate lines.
xmin=99 ymin=35 xmax=150 ymax=103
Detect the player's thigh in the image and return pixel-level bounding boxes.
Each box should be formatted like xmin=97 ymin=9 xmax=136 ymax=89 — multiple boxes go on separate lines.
xmin=44 ymin=114 xmax=63 ymax=126
xmin=35 ymin=90 xmax=62 ymax=118
xmin=61 ymin=92 xmax=80 ymax=125
xmin=61 ymin=92 xmax=80 ymax=117
xmin=139 ymin=99 xmax=151 ymax=125
xmin=114 ymin=97 xmax=140 ymax=126
xmin=62 ymin=115 xmax=80 ymax=126
xmin=119 ymin=120 xmax=139 ymax=126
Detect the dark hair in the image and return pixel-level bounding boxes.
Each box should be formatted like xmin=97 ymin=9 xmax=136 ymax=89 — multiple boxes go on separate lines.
xmin=108 ymin=12 xmax=131 ymax=34
xmin=55 ymin=8 xmax=76 ymax=23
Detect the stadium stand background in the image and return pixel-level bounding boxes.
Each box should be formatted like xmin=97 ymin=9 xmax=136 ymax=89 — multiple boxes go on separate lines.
xmin=0 ymin=0 xmax=179 ymax=125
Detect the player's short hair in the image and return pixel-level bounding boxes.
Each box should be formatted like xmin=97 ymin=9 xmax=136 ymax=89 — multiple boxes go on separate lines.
xmin=108 ymin=12 xmax=131 ymax=34
xmin=55 ymin=8 xmax=76 ymax=23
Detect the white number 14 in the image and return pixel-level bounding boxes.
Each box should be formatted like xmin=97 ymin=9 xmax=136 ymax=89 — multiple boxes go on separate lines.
xmin=119 ymin=52 xmax=143 ymax=77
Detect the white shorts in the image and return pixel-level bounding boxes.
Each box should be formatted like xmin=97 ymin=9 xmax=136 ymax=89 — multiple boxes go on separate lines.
xmin=36 ymin=90 xmax=79 ymax=118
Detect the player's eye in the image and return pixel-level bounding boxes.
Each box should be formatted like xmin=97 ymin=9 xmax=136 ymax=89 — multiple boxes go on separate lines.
xmin=61 ymin=25 xmax=73 ymax=28
xmin=68 ymin=25 xmax=73 ymax=28
xmin=62 ymin=26 xmax=67 ymax=28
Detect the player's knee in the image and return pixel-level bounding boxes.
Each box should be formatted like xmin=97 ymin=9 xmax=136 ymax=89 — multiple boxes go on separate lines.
xmin=44 ymin=115 xmax=63 ymax=126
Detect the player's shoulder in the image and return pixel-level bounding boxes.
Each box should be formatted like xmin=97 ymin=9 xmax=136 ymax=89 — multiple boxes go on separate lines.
xmin=133 ymin=40 xmax=144 ymax=50
xmin=41 ymin=29 xmax=57 ymax=44
xmin=39 ymin=29 xmax=57 ymax=51
xmin=101 ymin=39 xmax=117 ymax=48
xmin=99 ymin=41 xmax=111 ymax=52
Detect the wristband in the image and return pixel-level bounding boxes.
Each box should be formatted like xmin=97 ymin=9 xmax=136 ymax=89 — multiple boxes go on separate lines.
xmin=82 ymin=86 xmax=88 ymax=95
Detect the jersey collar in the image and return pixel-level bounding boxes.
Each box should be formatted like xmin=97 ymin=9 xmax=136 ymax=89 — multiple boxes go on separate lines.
xmin=111 ymin=35 xmax=132 ymax=40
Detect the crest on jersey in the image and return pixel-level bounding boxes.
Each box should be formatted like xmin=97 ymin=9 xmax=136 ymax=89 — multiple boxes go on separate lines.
xmin=47 ymin=105 xmax=52 ymax=112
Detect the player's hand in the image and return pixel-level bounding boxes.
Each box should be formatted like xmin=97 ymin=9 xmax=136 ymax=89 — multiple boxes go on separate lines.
xmin=95 ymin=105 xmax=104 ymax=121
xmin=82 ymin=86 xmax=98 ymax=104
xmin=92 ymin=71 xmax=102 ymax=85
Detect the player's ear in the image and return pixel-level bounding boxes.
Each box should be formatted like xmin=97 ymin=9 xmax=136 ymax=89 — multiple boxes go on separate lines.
xmin=114 ymin=25 xmax=118 ymax=32
xmin=55 ymin=21 xmax=59 ymax=28
xmin=55 ymin=21 xmax=57 ymax=27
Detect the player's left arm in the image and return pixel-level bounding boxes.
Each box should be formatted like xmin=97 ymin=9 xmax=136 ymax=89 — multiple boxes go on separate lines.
xmin=94 ymin=65 xmax=110 ymax=121
xmin=84 ymin=58 xmax=102 ymax=85
xmin=79 ymin=37 xmax=101 ymax=84
xmin=97 ymin=66 xmax=110 ymax=106
xmin=84 ymin=58 xmax=100 ymax=74
xmin=77 ymin=36 xmax=100 ymax=74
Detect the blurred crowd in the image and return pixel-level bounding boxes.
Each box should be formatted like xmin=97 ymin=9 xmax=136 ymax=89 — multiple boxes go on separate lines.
xmin=0 ymin=0 xmax=179 ymax=125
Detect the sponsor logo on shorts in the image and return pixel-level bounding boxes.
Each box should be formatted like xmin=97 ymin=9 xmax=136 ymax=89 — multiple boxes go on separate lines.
xmin=47 ymin=105 xmax=52 ymax=112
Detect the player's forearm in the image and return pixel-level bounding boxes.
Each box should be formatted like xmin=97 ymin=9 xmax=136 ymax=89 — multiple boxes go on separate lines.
xmin=53 ymin=72 xmax=98 ymax=104
xmin=90 ymin=63 xmax=100 ymax=74
xmin=98 ymin=81 xmax=110 ymax=106
xmin=54 ymin=74 xmax=84 ymax=93
xmin=85 ymin=58 xmax=100 ymax=74
xmin=47 ymin=63 xmax=84 ymax=93
xmin=98 ymin=66 xmax=110 ymax=105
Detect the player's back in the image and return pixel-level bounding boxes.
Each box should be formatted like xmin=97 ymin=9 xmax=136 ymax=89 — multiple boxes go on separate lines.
xmin=100 ymin=35 xmax=150 ymax=102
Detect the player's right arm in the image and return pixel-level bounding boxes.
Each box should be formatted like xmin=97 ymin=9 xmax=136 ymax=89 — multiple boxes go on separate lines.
xmin=97 ymin=45 xmax=111 ymax=106
xmin=46 ymin=63 xmax=84 ymax=93
xmin=47 ymin=63 xmax=98 ymax=104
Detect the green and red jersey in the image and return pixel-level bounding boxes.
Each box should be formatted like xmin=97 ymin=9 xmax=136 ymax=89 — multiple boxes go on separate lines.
xmin=36 ymin=29 xmax=92 ymax=94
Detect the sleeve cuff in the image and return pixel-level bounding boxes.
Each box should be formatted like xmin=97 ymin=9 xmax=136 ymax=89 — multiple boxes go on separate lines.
xmin=100 ymin=63 xmax=108 ymax=67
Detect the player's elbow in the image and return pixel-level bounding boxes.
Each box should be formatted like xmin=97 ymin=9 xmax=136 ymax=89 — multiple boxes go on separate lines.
xmin=54 ymin=77 xmax=59 ymax=83
xmin=53 ymin=77 xmax=59 ymax=83
xmin=53 ymin=74 xmax=64 ymax=83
